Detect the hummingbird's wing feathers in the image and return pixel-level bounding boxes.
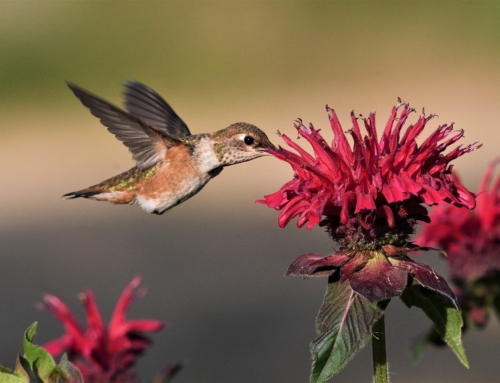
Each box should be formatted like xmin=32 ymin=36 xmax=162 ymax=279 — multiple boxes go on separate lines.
xmin=67 ymin=82 xmax=181 ymax=170
xmin=123 ymin=81 xmax=191 ymax=139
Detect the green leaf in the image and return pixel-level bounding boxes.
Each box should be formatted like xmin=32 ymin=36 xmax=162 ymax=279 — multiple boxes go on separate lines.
xmin=0 ymin=372 xmax=27 ymax=383
xmin=16 ymin=353 xmax=36 ymax=383
xmin=0 ymin=353 xmax=32 ymax=383
xmin=310 ymin=277 xmax=384 ymax=383
xmin=22 ymin=322 xmax=59 ymax=383
xmin=58 ymin=354 xmax=84 ymax=383
xmin=0 ymin=365 xmax=13 ymax=374
xmin=401 ymin=285 xmax=469 ymax=368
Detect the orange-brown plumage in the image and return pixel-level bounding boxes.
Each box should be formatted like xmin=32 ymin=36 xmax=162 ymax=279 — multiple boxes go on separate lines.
xmin=138 ymin=145 xmax=194 ymax=198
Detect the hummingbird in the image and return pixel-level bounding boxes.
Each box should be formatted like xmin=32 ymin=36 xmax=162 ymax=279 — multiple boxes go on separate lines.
xmin=63 ymin=81 xmax=275 ymax=215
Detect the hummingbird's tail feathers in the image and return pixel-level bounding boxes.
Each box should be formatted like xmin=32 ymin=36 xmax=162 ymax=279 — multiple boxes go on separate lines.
xmin=62 ymin=188 xmax=136 ymax=205
xmin=62 ymin=166 xmax=149 ymax=204
xmin=124 ymin=81 xmax=191 ymax=139
xmin=62 ymin=189 xmax=101 ymax=200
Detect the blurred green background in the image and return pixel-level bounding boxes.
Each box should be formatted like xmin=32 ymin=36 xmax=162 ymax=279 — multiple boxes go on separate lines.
xmin=1 ymin=2 xmax=499 ymax=382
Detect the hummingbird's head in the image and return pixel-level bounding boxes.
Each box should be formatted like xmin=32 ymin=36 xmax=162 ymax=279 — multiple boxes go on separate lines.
xmin=213 ymin=122 xmax=276 ymax=165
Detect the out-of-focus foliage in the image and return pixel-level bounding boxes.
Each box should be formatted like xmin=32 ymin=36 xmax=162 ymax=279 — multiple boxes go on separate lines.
xmin=1 ymin=2 xmax=500 ymax=108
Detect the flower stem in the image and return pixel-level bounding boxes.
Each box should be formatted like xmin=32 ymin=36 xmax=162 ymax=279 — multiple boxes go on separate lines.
xmin=372 ymin=314 xmax=388 ymax=383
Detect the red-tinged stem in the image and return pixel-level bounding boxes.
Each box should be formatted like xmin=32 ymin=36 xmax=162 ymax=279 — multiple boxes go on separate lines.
xmin=372 ymin=314 xmax=388 ymax=383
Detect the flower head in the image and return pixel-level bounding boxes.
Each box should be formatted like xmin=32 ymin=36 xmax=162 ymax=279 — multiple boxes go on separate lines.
xmin=39 ymin=277 xmax=167 ymax=383
xmin=259 ymin=104 xmax=479 ymax=243
xmin=416 ymin=160 xmax=500 ymax=327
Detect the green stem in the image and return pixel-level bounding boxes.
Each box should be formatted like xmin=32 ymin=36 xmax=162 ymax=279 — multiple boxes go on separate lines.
xmin=372 ymin=314 xmax=388 ymax=383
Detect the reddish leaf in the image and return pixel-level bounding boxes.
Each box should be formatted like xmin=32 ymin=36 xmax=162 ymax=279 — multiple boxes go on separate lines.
xmin=350 ymin=253 xmax=408 ymax=303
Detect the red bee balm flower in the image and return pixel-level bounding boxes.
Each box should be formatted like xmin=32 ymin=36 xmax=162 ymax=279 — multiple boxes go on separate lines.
xmin=259 ymin=104 xmax=477 ymax=235
xmin=40 ymin=277 xmax=168 ymax=383
xmin=258 ymin=103 xmax=480 ymax=381
xmin=416 ymin=160 xmax=500 ymax=328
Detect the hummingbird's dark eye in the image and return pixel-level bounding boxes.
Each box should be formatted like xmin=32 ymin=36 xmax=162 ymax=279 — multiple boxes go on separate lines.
xmin=244 ymin=136 xmax=255 ymax=146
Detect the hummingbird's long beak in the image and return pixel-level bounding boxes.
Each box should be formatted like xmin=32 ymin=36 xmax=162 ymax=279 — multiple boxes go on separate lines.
xmin=257 ymin=146 xmax=275 ymax=155
xmin=260 ymin=140 xmax=276 ymax=152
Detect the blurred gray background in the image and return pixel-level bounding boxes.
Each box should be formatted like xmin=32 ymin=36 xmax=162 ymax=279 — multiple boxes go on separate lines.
xmin=1 ymin=2 xmax=499 ymax=382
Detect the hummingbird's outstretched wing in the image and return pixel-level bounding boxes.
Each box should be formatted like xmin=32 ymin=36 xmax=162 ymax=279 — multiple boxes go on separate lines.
xmin=123 ymin=80 xmax=191 ymax=139
xmin=67 ymin=82 xmax=181 ymax=170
